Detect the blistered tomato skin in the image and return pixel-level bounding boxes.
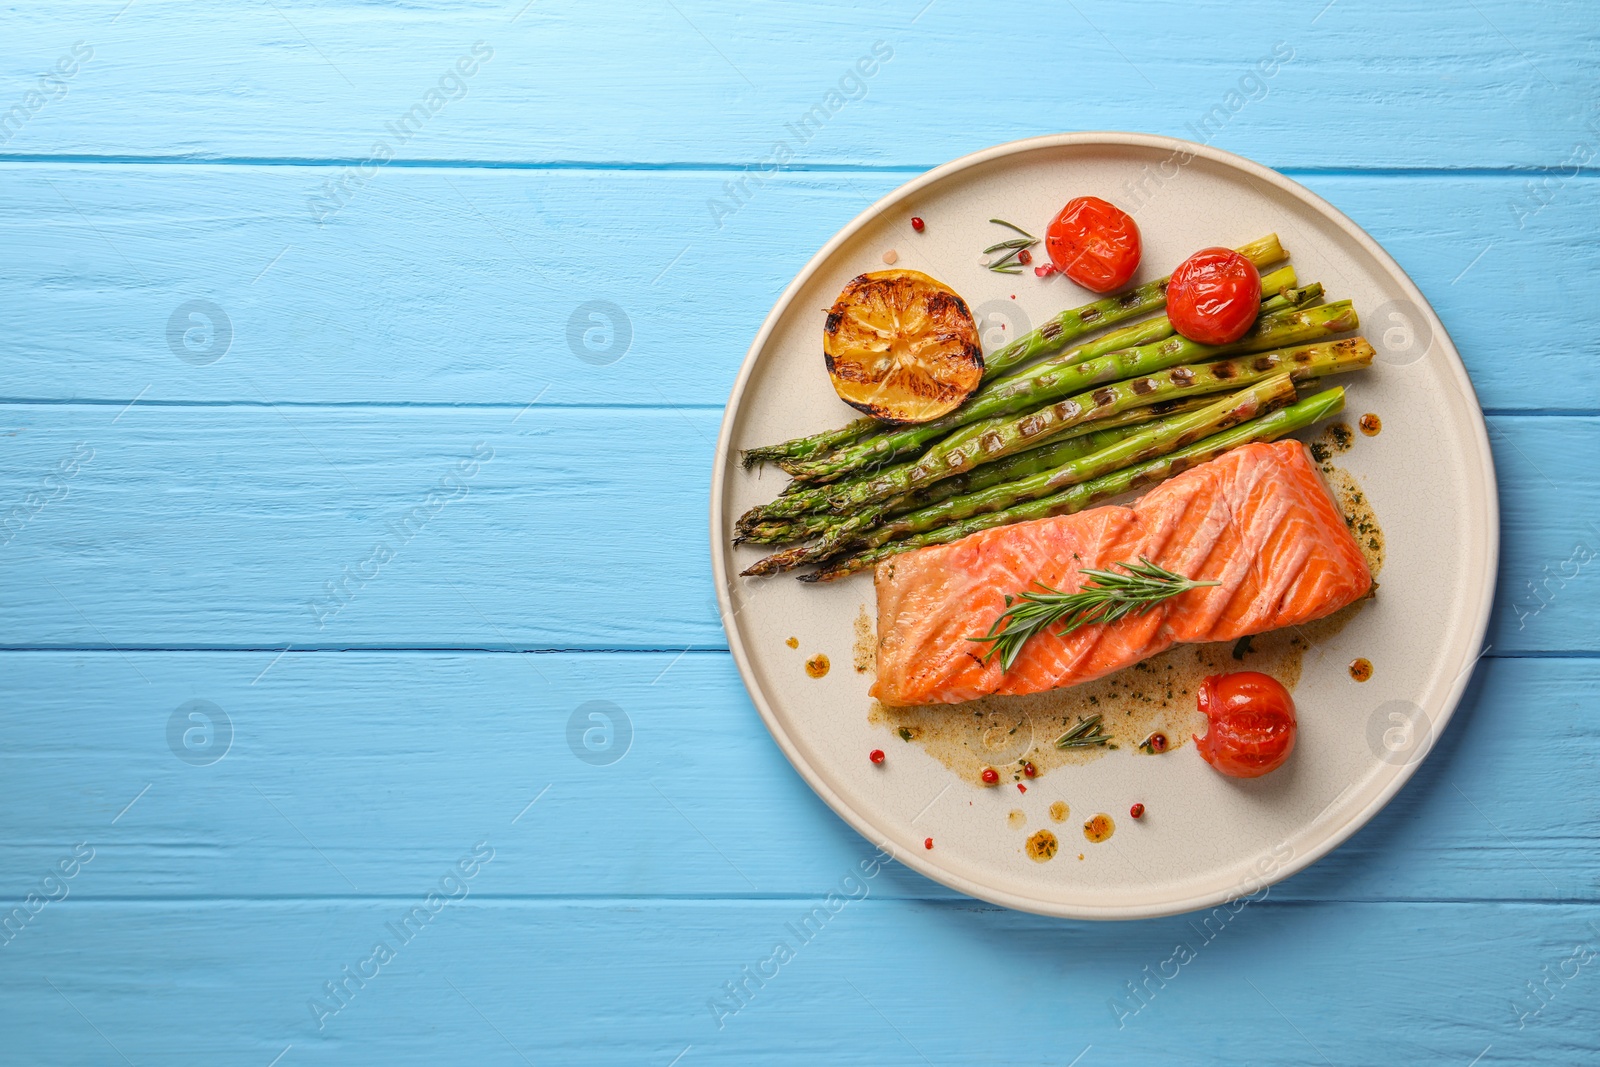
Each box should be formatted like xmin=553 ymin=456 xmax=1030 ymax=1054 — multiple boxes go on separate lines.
xmin=1045 ymin=197 xmax=1142 ymax=293
xmin=1167 ymin=248 xmax=1263 ymax=345
xmin=1194 ymin=671 xmax=1296 ymax=778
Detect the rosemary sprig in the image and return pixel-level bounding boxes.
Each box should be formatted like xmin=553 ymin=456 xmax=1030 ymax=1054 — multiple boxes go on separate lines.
xmin=982 ymin=238 xmax=1035 ymax=254
xmin=983 ymin=218 xmax=1040 ymax=273
xmin=968 ymin=557 xmax=1220 ymax=671
xmin=1056 ymin=714 xmax=1110 ymax=750
xmin=988 ymin=218 xmax=1037 ymax=240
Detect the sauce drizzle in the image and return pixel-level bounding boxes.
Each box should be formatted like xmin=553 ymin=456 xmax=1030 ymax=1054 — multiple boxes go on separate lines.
xmin=852 ymin=605 xmax=876 ymax=673
xmin=1026 ymin=829 xmax=1059 ymax=862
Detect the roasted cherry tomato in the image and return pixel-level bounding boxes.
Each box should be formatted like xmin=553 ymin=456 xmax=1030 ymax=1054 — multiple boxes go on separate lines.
xmin=1045 ymin=196 xmax=1142 ymax=293
xmin=1194 ymin=671 xmax=1296 ymax=779
xmin=1166 ymin=247 xmax=1262 ymax=345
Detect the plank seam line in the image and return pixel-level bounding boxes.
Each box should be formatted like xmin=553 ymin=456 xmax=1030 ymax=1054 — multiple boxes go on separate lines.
xmin=0 ymin=400 xmax=1590 ymax=417
xmin=0 ymin=156 xmax=940 ymax=172
xmin=2 ymin=156 xmax=1600 ymax=178
xmin=22 ymin=895 xmax=1600 ymax=907
xmin=0 ymin=398 xmax=729 ymax=411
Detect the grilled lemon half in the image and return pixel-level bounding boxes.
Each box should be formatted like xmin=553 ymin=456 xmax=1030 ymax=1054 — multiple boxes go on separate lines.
xmin=822 ymin=269 xmax=982 ymax=424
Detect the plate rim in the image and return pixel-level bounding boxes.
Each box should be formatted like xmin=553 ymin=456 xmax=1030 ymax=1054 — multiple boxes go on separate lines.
xmin=708 ymin=131 xmax=1500 ymax=919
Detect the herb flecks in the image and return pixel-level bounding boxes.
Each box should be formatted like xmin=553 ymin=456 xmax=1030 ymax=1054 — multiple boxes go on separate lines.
xmin=983 ymin=218 xmax=1040 ymax=274
xmin=968 ymin=557 xmax=1220 ymax=671
xmin=1056 ymin=714 xmax=1110 ymax=750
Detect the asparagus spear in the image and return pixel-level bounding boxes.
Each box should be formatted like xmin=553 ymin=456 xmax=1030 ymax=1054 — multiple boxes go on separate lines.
xmin=743 ymin=375 xmax=1298 ymax=576
xmin=778 ymin=271 xmax=1312 ymax=483
xmin=904 ymin=332 xmax=1369 ymax=494
xmin=801 ymin=386 xmax=1350 ymax=582
xmin=733 ymin=511 xmax=844 ymax=546
xmin=740 ymin=233 xmax=1286 ymax=468
xmin=739 ymin=426 xmax=1139 ymax=546
xmin=743 ymin=421 xmax=1155 ymax=564
xmin=741 ymin=416 xmax=880 ymax=469
xmin=734 ymin=333 xmax=1309 ymax=537
xmin=790 ymin=292 xmax=1344 ymax=487
xmin=737 ymin=299 xmax=1348 ymax=532
xmin=768 ymin=309 xmax=1363 ymax=517
xmin=736 ymin=396 xmax=1222 ymax=545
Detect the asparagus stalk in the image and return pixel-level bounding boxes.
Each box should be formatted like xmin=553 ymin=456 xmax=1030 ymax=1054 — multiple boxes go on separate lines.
xmin=744 ymin=421 xmax=1155 ymax=566
xmin=801 ymin=386 xmax=1350 ymax=582
xmin=733 ymin=511 xmax=844 ymax=546
xmin=738 ymin=298 xmax=1346 ymax=532
xmin=736 ymin=396 xmax=1222 ymax=544
xmin=741 ymin=416 xmax=880 ymax=469
xmin=739 ymin=428 xmax=1136 ymax=547
xmin=732 ymin=355 xmax=1280 ymax=537
xmin=785 ymin=291 xmax=1339 ymax=489
xmin=770 ymin=308 xmax=1363 ymax=517
xmin=909 ymin=332 xmax=1369 ymax=493
xmin=739 ymin=234 xmax=1286 ymax=468
xmin=744 ymin=375 xmax=1298 ymax=576
xmin=779 ymin=270 xmax=1311 ymax=483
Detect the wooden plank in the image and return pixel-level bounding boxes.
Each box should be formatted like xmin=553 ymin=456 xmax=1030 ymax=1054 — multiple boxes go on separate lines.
xmin=0 ymin=405 xmax=720 ymax=650
xmin=0 ymin=166 xmax=1595 ymax=410
xmin=0 ymin=406 xmax=1592 ymax=652
xmin=0 ymin=896 xmax=1594 ymax=1064
xmin=2 ymin=0 xmax=1596 ymax=168
xmin=0 ymin=652 xmax=1594 ymax=903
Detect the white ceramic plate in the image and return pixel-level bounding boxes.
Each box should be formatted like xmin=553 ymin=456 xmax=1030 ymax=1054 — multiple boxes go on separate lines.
xmin=710 ymin=134 xmax=1497 ymax=919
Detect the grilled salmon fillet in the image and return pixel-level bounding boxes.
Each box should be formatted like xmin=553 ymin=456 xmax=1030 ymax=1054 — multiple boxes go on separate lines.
xmin=871 ymin=441 xmax=1372 ymax=706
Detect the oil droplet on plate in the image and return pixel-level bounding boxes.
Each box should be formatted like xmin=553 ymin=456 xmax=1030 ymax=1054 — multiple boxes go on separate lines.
xmin=1359 ymin=413 xmax=1381 ymax=436
xmin=785 ymin=636 xmax=798 ymax=649
xmin=1007 ymin=809 xmax=1026 ymax=830
xmin=1349 ymin=657 xmax=1373 ymax=682
xmin=1049 ymin=801 xmax=1070 ymax=823
xmin=1025 ymin=829 xmax=1059 ymax=863
xmin=1083 ymin=813 xmax=1115 ymax=843
xmin=805 ymin=653 xmax=830 ymax=678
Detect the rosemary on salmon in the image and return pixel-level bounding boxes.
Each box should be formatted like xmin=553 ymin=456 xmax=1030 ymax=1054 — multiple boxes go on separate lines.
xmin=970 ymin=558 xmax=1220 ymax=671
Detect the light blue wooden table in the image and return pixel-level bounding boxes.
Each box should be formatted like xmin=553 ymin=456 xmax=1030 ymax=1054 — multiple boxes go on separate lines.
xmin=2 ymin=2 xmax=1597 ymax=1063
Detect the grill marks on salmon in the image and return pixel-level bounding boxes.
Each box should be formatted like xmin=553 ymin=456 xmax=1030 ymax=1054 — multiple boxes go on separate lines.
xmin=871 ymin=441 xmax=1372 ymax=706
